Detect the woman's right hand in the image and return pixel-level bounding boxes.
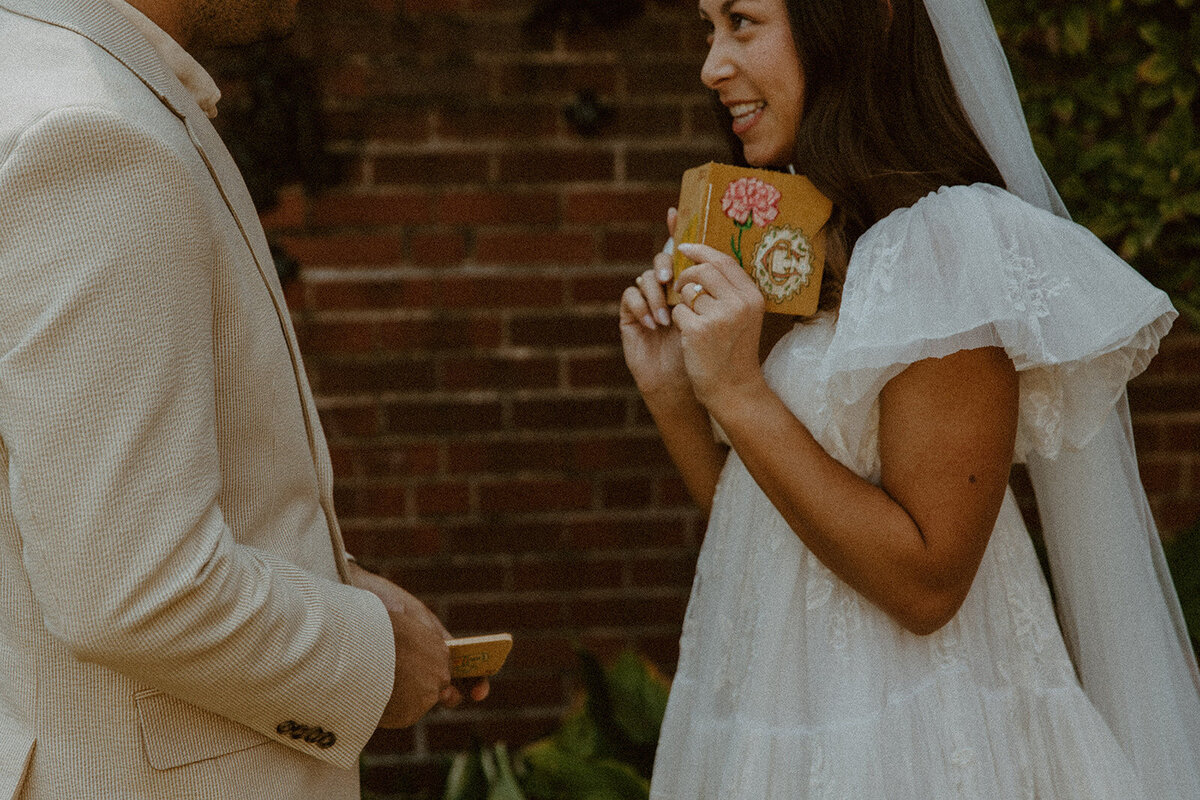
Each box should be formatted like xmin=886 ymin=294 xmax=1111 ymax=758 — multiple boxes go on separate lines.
xmin=620 ymin=209 xmax=690 ymax=400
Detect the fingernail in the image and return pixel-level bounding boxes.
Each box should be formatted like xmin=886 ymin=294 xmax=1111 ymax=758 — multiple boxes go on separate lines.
xmin=642 ymin=314 xmax=656 ymax=329
xmin=657 ymin=266 xmax=672 ymax=282
xmin=656 ymin=308 xmax=671 ymax=326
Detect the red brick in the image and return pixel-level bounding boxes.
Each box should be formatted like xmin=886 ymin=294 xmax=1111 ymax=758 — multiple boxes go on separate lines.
xmin=1160 ymin=422 xmax=1200 ymax=453
xmin=564 ymin=188 xmax=677 ymax=225
xmin=571 ymin=272 xmax=640 ymax=304
xmin=566 ymin=594 xmax=689 ymax=628
xmin=282 ymin=233 xmax=405 ymax=266
xmin=409 ymin=231 xmax=468 ymax=265
xmin=493 ymin=62 xmax=620 ymax=96
xmin=566 ymin=353 xmax=633 ymax=388
xmin=475 ymin=231 xmax=595 ymax=265
xmin=382 ymin=398 xmax=505 ymax=434
xmin=658 ymin=475 xmax=695 ymax=506
xmin=1153 ymin=494 xmax=1200 ymax=536
xmin=436 ymin=103 xmax=560 ymax=139
xmin=258 ymin=183 xmax=307 ymax=231
xmin=446 ymin=520 xmax=566 ymax=554
xmin=625 ymin=144 xmax=728 ymax=182
xmin=385 ymin=559 xmax=509 ymax=595
xmin=296 ymin=319 xmax=377 ymax=354
xmin=510 ymin=313 xmax=621 ymax=348
xmin=306 ymin=278 xmax=437 ymax=310
xmin=438 ymin=274 xmax=566 ymax=308
xmin=315 ymin=404 xmax=378 ymax=438
xmin=443 ymin=598 xmax=564 ymax=633
xmin=310 ymin=354 xmax=438 ymax=393
xmin=496 ymin=148 xmax=614 ymax=184
xmin=601 ymin=477 xmax=655 ymax=509
xmin=628 ymin=554 xmax=698 ymax=588
xmin=412 ymin=480 xmax=472 ymax=515
xmin=309 ymin=191 xmax=436 ymax=227
xmin=1128 ymin=377 xmax=1200 ymax=414
xmin=602 ymin=230 xmax=658 ymax=263
xmin=373 ymin=151 xmax=491 ymax=185
xmin=350 ymin=482 xmax=409 ymax=517
xmin=378 ymin=316 xmax=503 ymax=350
xmin=1138 ymin=458 xmax=1185 ymax=494
xmin=569 ymin=433 xmax=671 ymax=471
xmin=477 ymin=478 xmax=593 ymax=513
xmin=565 ymin=516 xmax=697 ymax=550
xmin=445 ymin=438 xmax=571 ymax=474
xmin=612 ymin=102 xmax=686 ymax=138
xmin=511 ymin=556 xmax=624 ymax=592
xmin=441 ymin=353 xmax=559 ymax=391
xmin=511 ymin=397 xmax=627 ymax=431
xmin=357 ymin=442 xmax=442 ymax=476
xmin=437 ymin=190 xmax=560 ymax=225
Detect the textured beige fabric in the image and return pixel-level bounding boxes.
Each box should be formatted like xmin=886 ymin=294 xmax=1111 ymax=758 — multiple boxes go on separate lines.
xmin=0 ymin=1 xmax=396 ymax=797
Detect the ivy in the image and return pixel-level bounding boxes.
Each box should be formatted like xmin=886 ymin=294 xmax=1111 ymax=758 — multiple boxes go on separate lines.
xmin=993 ymin=0 xmax=1200 ymax=324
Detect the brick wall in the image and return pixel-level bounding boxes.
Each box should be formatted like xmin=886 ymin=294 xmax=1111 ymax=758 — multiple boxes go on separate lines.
xmin=220 ymin=0 xmax=1200 ymax=796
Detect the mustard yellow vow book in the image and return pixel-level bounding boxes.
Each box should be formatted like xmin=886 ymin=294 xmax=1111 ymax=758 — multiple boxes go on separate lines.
xmin=670 ymin=162 xmax=833 ymax=316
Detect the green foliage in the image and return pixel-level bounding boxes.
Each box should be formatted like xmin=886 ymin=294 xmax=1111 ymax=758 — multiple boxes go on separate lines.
xmin=441 ymin=650 xmax=671 ymax=800
xmin=992 ymin=0 xmax=1200 ymax=325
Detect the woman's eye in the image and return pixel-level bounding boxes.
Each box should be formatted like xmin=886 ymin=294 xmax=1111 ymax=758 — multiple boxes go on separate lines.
xmin=729 ymin=12 xmax=749 ymax=31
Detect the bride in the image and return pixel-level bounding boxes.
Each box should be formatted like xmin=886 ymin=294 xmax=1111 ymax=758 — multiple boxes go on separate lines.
xmin=620 ymin=0 xmax=1200 ymax=796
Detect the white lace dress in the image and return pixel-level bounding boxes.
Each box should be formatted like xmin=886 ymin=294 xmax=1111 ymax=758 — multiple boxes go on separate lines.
xmin=648 ymin=183 xmax=1177 ymax=799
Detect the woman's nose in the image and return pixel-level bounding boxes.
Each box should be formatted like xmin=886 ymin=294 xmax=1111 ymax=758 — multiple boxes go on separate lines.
xmin=700 ymin=38 xmax=736 ymax=89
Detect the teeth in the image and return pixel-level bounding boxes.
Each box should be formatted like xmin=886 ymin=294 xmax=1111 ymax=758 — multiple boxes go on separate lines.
xmin=729 ymin=101 xmax=765 ymax=119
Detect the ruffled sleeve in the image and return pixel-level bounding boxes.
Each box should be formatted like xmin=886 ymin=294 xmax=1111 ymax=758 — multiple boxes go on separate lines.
xmin=817 ymin=183 xmax=1176 ymax=469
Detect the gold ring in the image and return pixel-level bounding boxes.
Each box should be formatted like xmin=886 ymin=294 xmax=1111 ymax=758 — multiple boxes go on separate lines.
xmin=684 ymin=282 xmax=707 ymax=310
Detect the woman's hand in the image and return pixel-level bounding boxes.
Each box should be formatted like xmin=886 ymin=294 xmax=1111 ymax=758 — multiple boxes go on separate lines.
xmin=672 ymin=242 xmax=767 ymax=412
xmin=620 ymin=209 xmax=690 ymax=400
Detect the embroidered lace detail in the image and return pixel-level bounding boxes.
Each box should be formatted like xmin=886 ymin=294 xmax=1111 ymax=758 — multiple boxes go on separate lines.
xmin=932 ymin=620 xmax=967 ymax=670
xmin=1002 ymin=232 xmax=1070 ymax=328
xmin=1016 ymin=367 xmax=1065 ymax=459
xmin=950 ymin=745 xmax=981 ymax=800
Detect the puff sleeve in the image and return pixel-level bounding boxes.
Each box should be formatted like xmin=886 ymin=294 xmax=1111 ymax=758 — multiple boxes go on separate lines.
xmin=815 ymin=183 xmax=1175 ymax=469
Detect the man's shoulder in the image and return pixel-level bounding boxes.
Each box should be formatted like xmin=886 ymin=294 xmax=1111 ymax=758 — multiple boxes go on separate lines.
xmin=0 ymin=7 xmax=174 ymax=158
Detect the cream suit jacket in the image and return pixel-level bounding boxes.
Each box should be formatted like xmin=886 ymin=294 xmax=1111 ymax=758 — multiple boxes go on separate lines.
xmin=0 ymin=1 xmax=397 ymax=797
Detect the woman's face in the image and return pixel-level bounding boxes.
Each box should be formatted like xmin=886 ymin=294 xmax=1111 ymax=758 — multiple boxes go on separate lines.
xmin=699 ymin=0 xmax=805 ymax=168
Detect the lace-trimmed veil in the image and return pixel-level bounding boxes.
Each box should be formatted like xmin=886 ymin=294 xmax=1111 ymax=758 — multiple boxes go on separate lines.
xmin=923 ymin=0 xmax=1200 ymax=793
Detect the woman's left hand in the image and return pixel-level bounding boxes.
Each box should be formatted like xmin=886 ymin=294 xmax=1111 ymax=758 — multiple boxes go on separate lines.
xmin=672 ymin=242 xmax=767 ymax=411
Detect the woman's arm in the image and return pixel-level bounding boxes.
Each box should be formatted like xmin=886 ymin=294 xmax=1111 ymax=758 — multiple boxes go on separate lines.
xmin=674 ymin=243 xmax=1018 ymax=634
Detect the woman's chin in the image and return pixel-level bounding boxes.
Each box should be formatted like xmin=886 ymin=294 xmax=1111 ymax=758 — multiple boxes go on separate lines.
xmin=740 ymin=143 xmax=793 ymax=170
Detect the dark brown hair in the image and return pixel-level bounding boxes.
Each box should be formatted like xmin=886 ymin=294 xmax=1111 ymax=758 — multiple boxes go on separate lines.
xmin=718 ymin=0 xmax=1005 ymax=309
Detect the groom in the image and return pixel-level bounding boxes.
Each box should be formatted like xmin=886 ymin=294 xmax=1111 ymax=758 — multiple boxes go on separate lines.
xmin=0 ymin=0 xmax=480 ymax=797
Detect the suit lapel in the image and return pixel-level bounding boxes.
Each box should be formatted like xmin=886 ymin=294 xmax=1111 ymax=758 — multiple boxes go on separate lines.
xmin=1 ymin=0 xmax=351 ymax=579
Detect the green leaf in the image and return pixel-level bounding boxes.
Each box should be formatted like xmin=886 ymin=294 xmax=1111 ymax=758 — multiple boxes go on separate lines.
xmin=1138 ymin=53 xmax=1176 ymax=84
xmin=1063 ymin=7 xmax=1091 ymax=54
xmin=607 ymin=652 xmax=671 ymax=747
xmin=444 ymin=749 xmax=491 ymax=800
xmin=487 ymin=744 xmax=528 ymax=800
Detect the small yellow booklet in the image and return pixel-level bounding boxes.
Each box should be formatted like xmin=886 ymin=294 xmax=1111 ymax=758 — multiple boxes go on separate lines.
xmin=670 ymin=162 xmax=833 ymax=316
xmin=447 ymin=633 xmax=513 ymax=679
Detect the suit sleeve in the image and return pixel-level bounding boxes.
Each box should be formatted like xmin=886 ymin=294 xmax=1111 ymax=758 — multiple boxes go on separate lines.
xmin=0 ymin=105 xmax=395 ymax=770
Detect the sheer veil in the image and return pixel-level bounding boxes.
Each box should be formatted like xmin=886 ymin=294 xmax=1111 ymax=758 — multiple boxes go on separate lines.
xmin=922 ymin=0 xmax=1200 ymax=794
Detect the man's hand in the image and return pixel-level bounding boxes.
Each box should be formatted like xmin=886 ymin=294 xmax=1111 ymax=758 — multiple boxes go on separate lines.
xmin=347 ymin=563 xmax=488 ymax=728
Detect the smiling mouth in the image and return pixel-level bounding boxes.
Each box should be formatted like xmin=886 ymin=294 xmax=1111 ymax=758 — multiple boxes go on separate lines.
xmin=728 ymin=101 xmax=766 ymax=135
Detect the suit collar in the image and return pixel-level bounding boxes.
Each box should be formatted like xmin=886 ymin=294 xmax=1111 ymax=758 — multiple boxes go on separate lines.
xmin=103 ymin=0 xmax=222 ymax=118
xmin=0 ymin=0 xmax=197 ymax=120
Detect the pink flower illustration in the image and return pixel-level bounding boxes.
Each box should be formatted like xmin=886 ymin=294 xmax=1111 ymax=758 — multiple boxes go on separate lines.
xmin=722 ymin=177 xmax=781 ymax=228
